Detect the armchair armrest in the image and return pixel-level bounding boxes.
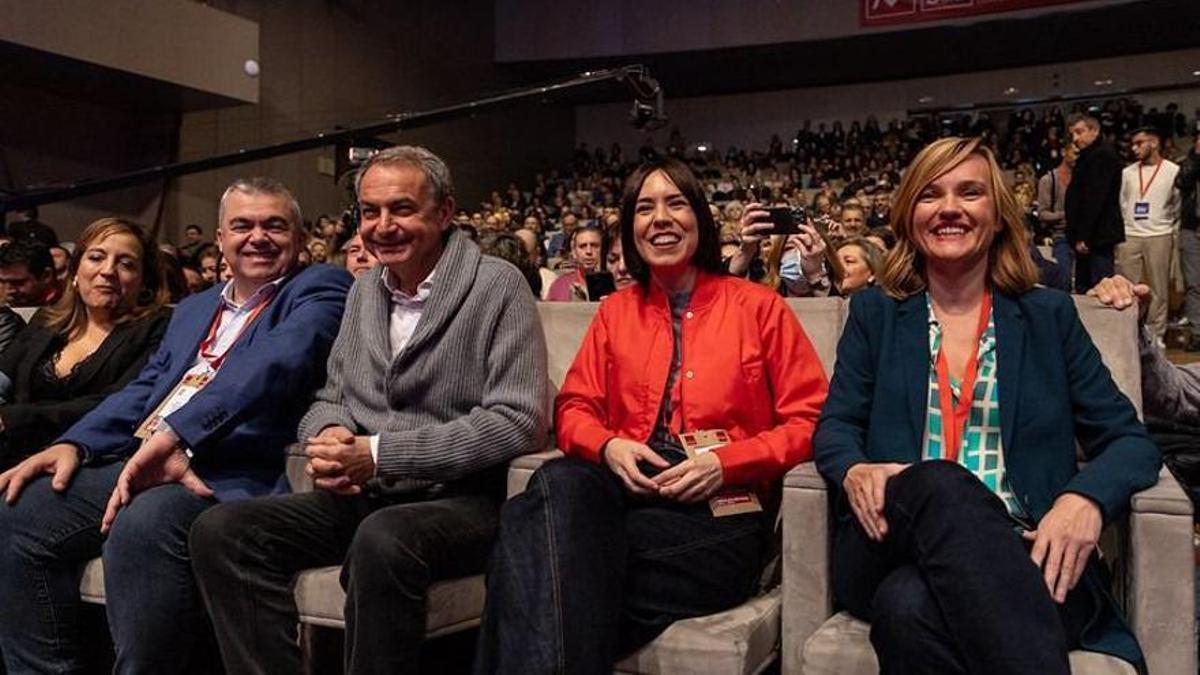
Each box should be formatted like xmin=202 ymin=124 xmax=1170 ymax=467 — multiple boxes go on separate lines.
xmin=287 ymin=445 xmax=567 ymax=500
xmin=1128 ymin=467 xmax=1196 ymax=675
xmin=781 ymin=462 xmax=833 ymax=675
xmin=507 ymin=450 xmax=564 ymax=498
xmin=286 ymin=444 xmax=311 ymax=493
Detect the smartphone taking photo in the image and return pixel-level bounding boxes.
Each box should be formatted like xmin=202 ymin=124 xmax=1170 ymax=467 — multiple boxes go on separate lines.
xmin=759 ymin=207 xmax=806 ymax=236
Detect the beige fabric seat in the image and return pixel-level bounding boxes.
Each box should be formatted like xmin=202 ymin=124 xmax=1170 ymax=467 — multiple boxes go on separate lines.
xmin=615 ymin=588 xmax=781 ymax=675
xmin=293 ymin=566 xmax=485 ymax=637
xmin=781 ymin=299 xmax=1197 ymax=675
xmin=801 ymin=612 xmax=1137 ymax=675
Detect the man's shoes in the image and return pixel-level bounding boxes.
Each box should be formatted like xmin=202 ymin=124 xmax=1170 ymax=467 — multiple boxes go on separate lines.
xmin=1166 ymin=326 xmax=1190 ymax=350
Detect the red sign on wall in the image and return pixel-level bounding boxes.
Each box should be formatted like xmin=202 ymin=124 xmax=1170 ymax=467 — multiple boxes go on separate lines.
xmin=861 ymin=0 xmax=1093 ymax=27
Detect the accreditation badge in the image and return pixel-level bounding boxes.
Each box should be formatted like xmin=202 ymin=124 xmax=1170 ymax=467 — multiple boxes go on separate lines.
xmin=1134 ymin=201 xmax=1151 ymax=221
xmin=677 ymin=429 xmax=763 ymax=517
xmin=134 ymin=370 xmax=215 ymax=440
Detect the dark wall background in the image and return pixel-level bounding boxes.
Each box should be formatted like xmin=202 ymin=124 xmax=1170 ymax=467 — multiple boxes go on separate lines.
xmin=2 ymin=0 xmax=578 ymax=242
xmin=166 ymin=0 xmax=576 ymax=242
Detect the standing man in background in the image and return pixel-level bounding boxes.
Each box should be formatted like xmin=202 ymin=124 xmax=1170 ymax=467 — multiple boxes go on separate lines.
xmin=1066 ymin=113 xmax=1125 ymax=293
xmin=1116 ymin=126 xmax=1180 ymax=344
xmin=1175 ymin=135 xmax=1200 ymax=345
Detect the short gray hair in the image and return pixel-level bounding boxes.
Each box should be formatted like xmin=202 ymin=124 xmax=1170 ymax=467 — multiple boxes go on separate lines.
xmin=218 ymin=177 xmax=303 ymax=230
xmin=354 ymin=145 xmax=455 ymax=205
xmin=1066 ymin=113 xmax=1100 ymax=131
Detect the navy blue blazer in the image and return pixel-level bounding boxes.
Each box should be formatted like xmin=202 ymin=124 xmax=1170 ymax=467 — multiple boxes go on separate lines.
xmin=813 ymin=286 xmax=1161 ymax=667
xmin=59 ymin=264 xmax=352 ymax=501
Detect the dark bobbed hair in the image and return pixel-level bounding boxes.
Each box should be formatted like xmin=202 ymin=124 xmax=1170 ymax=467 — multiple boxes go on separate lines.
xmin=618 ymin=158 xmax=723 ymax=288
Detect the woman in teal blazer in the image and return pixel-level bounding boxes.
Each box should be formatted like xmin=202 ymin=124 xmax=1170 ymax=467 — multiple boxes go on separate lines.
xmin=813 ymin=137 xmax=1160 ymax=674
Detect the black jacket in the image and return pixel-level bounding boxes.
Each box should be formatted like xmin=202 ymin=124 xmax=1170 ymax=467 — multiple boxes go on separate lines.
xmin=1178 ymin=151 xmax=1199 ymax=231
xmin=1065 ymin=142 xmax=1125 ymax=248
xmin=0 ymin=307 xmax=170 ymax=466
xmin=0 ymin=308 xmax=26 ymax=356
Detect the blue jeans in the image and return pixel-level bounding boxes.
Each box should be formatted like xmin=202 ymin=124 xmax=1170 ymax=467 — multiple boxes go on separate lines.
xmin=475 ymin=458 xmax=766 ymax=675
xmin=0 ymin=459 xmax=215 ymax=675
xmin=1052 ymin=236 xmax=1075 ymax=293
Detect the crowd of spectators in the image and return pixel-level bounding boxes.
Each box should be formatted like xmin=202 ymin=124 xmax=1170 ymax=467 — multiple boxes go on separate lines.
xmin=0 ymin=89 xmax=1195 ymax=671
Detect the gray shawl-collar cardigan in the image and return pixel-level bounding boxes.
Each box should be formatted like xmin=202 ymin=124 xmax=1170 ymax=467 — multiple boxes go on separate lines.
xmin=298 ymin=229 xmax=549 ymax=491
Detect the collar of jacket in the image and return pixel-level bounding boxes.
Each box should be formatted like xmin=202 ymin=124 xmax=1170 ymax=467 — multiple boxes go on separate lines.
xmin=385 ymin=228 xmax=480 ymax=364
xmin=641 ymin=269 xmax=723 ymax=315
xmin=894 ymin=287 xmax=1026 ymax=456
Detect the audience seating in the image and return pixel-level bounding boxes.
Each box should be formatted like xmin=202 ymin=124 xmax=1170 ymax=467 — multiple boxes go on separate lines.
xmin=73 ymin=295 xmax=1194 ymax=674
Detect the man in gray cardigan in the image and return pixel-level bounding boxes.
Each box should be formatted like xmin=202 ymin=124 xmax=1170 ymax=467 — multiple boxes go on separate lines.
xmin=190 ymin=146 xmax=549 ymax=674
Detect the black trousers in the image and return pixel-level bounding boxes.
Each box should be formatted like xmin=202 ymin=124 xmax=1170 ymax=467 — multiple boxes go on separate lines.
xmin=474 ymin=458 xmax=766 ymax=675
xmin=833 ymin=461 xmax=1085 ymax=675
xmin=190 ymin=481 xmax=501 ymax=675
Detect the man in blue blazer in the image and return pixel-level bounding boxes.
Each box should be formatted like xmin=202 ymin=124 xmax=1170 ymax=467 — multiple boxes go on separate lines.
xmin=0 ymin=177 xmax=351 ymax=674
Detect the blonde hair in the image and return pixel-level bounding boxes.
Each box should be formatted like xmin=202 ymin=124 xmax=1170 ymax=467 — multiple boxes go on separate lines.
xmin=41 ymin=218 xmax=170 ymax=339
xmin=879 ymin=137 xmax=1038 ymax=300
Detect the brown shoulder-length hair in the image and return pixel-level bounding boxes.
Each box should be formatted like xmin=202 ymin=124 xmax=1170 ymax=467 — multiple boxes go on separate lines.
xmin=619 ymin=157 xmax=723 ymax=287
xmin=42 ymin=218 xmax=170 ymax=339
xmin=879 ymin=137 xmax=1038 ymax=300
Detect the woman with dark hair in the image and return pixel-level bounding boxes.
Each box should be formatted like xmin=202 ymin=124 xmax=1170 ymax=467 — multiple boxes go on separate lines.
xmin=0 ymin=218 xmax=171 ymax=470
xmin=476 ymin=158 xmax=828 ymax=673
xmin=814 ymin=137 xmax=1159 ymax=673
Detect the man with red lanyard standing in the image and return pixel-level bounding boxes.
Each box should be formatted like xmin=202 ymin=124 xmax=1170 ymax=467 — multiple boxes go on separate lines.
xmin=0 ymin=177 xmax=352 ymax=674
xmin=1117 ymin=126 xmax=1181 ymax=345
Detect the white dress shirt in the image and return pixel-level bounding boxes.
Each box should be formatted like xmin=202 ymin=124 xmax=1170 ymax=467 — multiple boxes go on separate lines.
xmin=157 ymin=278 xmax=283 ymax=444
xmin=368 ymin=266 xmax=436 ymax=462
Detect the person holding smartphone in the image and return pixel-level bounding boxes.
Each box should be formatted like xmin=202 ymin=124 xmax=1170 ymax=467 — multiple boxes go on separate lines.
xmin=728 ymin=202 xmax=835 ymax=296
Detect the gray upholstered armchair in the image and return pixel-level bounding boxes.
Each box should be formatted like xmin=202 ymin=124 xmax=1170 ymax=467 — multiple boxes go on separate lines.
xmin=780 ymin=299 xmax=1196 ymax=675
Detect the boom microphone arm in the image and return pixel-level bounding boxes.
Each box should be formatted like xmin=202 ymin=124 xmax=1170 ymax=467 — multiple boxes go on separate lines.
xmin=2 ymin=64 xmax=667 ymax=211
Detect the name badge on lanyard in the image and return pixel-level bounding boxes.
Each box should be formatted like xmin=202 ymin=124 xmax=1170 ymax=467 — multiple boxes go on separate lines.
xmin=134 ymin=370 xmax=214 ymax=439
xmin=1134 ymin=162 xmax=1162 ymax=222
xmin=134 ymin=295 xmax=272 ymax=440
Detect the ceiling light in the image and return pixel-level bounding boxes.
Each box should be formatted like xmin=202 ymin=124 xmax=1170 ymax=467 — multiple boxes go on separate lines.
xmin=1003 ymin=86 xmax=1019 ymax=95
xmin=917 ymin=95 xmax=934 ymax=104
xmin=1193 ymin=70 xmax=1200 ymax=77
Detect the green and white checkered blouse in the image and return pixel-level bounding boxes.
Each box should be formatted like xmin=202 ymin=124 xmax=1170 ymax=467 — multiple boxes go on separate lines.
xmin=922 ymin=293 xmax=1021 ymax=515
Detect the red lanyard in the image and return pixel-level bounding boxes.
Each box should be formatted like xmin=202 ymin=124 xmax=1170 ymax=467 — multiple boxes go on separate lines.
xmin=197 ymin=294 xmax=272 ymax=371
xmin=1138 ymin=161 xmax=1163 ymax=199
xmin=933 ymin=291 xmax=992 ymax=463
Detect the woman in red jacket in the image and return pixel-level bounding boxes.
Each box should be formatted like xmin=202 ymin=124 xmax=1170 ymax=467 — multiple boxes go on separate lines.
xmin=475 ymin=158 xmax=828 ymax=674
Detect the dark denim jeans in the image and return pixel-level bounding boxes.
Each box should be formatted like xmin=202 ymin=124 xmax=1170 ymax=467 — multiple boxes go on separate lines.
xmin=475 ymin=458 xmax=766 ymax=675
xmin=1073 ymin=244 xmax=1116 ymax=294
xmin=833 ymin=461 xmax=1077 ymax=675
xmin=190 ymin=483 xmax=500 ymax=675
xmin=0 ymin=459 xmax=215 ymax=675
xmin=1052 ymin=236 xmax=1076 ymax=293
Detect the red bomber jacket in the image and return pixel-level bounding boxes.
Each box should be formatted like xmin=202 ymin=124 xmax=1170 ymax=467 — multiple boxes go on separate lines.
xmin=555 ymin=271 xmax=829 ymax=494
